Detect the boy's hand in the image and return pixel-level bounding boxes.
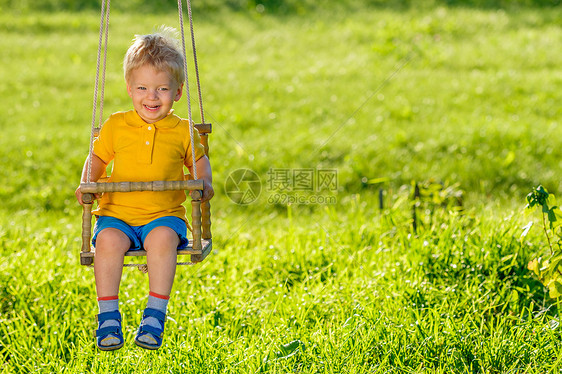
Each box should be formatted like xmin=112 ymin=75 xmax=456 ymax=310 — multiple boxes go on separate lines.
xmin=76 ymin=154 xmax=106 ymax=205
xmin=75 ymin=186 xmax=86 ymax=205
xmin=201 ymin=182 xmax=214 ymax=202
xmin=188 ymin=156 xmax=213 ymax=203
xmin=191 ymin=182 xmax=214 ymax=202
xmin=75 ymin=186 xmax=100 ymax=206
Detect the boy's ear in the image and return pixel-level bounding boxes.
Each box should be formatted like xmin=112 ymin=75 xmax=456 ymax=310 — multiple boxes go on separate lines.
xmin=175 ymin=83 xmax=183 ymax=102
xmin=126 ymin=83 xmax=133 ymax=98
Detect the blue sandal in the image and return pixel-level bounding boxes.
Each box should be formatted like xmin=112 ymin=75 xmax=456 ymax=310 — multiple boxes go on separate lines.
xmin=134 ymin=308 xmax=166 ymax=350
xmin=95 ymin=311 xmax=124 ymax=351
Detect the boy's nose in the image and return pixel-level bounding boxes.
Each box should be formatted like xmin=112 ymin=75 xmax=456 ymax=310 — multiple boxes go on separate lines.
xmin=148 ymin=89 xmax=158 ymax=99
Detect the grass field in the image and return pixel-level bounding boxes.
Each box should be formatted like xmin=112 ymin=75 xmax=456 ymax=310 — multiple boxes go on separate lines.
xmin=1 ymin=2 xmax=562 ymax=373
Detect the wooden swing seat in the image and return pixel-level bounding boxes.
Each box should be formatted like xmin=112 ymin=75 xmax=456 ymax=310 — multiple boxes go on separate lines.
xmin=80 ymin=239 xmax=212 ymax=264
xmin=80 ymin=176 xmax=212 ymax=266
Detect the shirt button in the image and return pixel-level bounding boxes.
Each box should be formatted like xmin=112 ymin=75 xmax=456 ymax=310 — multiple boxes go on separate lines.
xmin=145 ymin=141 xmax=150 ymax=145
xmin=148 ymin=126 xmax=152 ymax=130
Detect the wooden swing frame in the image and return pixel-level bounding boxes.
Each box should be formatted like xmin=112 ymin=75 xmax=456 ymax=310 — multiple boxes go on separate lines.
xmin=80 ymin=0 xmax=212 ymax=267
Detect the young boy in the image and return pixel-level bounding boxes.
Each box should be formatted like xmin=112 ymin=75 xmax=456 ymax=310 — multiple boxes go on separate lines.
xmin=75 ymin=28 xmax=213 ymax=351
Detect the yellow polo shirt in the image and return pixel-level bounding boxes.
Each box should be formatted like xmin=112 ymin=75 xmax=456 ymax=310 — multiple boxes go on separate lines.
xmin=92 ymin=109 xmax=205 ymax=226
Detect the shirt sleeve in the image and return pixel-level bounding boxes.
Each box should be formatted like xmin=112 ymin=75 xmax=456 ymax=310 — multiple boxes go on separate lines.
xmin=92 ymin=116 xmax=115 ymax=164
xmin=184 ymin=127 xmax=206 ymax=167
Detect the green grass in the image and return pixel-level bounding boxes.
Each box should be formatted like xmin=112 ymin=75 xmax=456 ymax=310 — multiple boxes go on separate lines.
xmin=1 ymin=2 xmax=562 ymax=373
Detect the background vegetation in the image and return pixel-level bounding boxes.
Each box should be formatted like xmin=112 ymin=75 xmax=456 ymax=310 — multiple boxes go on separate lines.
xmin=1 ymin=0 xmax=561 ymax=372
xmin=0 ymin=0 xmax=561 ymax=14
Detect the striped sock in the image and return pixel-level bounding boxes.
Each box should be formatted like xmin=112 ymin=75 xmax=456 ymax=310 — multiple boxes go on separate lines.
xmin=97 ymin=296 xmax=120 ymax=347
xmin=137 ymin=292 xmax=169 ymax=346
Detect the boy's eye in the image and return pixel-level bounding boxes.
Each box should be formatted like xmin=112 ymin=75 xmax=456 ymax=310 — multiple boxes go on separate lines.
xmin=159 ymin=87 xmax=169 ymax=91
xmin=138 ymin=86 xmax=146 ymax=90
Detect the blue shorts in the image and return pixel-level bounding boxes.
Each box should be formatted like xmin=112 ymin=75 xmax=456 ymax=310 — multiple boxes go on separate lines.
xmin=92 ymin=216 xmax=189 ymax=251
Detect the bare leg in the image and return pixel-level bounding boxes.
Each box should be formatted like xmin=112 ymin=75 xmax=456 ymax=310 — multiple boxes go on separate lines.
xmin=135 ymin=226 xmax=179 ymax=348
xmin=93 ymin=228 xmax=130 ymax=349
xmin=94 ymin=228 xmax=131 ymax=297
xmin=144 ymin=226 xmax=179 ymax=295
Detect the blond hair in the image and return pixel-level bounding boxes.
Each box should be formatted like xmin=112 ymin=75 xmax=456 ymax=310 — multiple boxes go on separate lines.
xmin=123 ymin=26 xmax=185 ymax=85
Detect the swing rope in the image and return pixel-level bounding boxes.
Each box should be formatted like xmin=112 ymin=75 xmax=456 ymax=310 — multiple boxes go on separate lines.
xmin=126 ymin=261 xmax=195 ymax=272
xmin=177 ymin=0 xmax=199 ymax=180
xmin=98 ymin=0 xmax=110 ymax=141
xmin=87 ymin=0 xmax=110 ymax=184
xmin=185 ymin=0 xmax=206 ymax=126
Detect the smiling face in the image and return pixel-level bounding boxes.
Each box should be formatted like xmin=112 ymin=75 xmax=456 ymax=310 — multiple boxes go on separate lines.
xmin=126 ymin=64 xmax=183 ymax=124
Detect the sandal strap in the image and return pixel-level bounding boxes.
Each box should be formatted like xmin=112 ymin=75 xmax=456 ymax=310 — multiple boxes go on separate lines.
xmin=138 ymin=325 xmax=164 ymax=339
xmin=97 ymin=311 xmax=122 ymax=324
xmin=96 ymin=325 xmax=121 ymax=338
xmin=142 ymin=308 xmax=166 ymax=322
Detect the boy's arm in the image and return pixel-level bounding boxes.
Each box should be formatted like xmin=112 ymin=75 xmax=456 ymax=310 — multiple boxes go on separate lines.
xmin=187 ymin=155 xmax=214 ymax=202
xmin=75 ymin=154 xmax=107 ymax=205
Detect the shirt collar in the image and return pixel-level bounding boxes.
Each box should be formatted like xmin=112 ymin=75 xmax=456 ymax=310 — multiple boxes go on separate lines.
xmin=124 ymin=109 xmax=181 ymax=129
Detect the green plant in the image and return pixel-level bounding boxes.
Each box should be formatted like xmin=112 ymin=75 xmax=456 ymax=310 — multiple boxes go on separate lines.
xmin=411 ymin=180 xmax=464 ymax=232
xmin=524 ymin=185 xmax=562 ymax=298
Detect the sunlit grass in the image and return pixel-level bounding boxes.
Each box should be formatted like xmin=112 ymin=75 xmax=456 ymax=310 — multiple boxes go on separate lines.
xmin=1 ymin=198 xmax=560 ymax=372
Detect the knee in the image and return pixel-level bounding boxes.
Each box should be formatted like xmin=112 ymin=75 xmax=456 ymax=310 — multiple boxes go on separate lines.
xmin=96 ymin=228 xmax=130 ymax=254
xmin=144 ymin=227 xmax=179 ymax=252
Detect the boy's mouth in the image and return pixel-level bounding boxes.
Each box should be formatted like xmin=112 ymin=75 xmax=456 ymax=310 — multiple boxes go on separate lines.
xmin=144 ymin=104 xmax=161 ymax=111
